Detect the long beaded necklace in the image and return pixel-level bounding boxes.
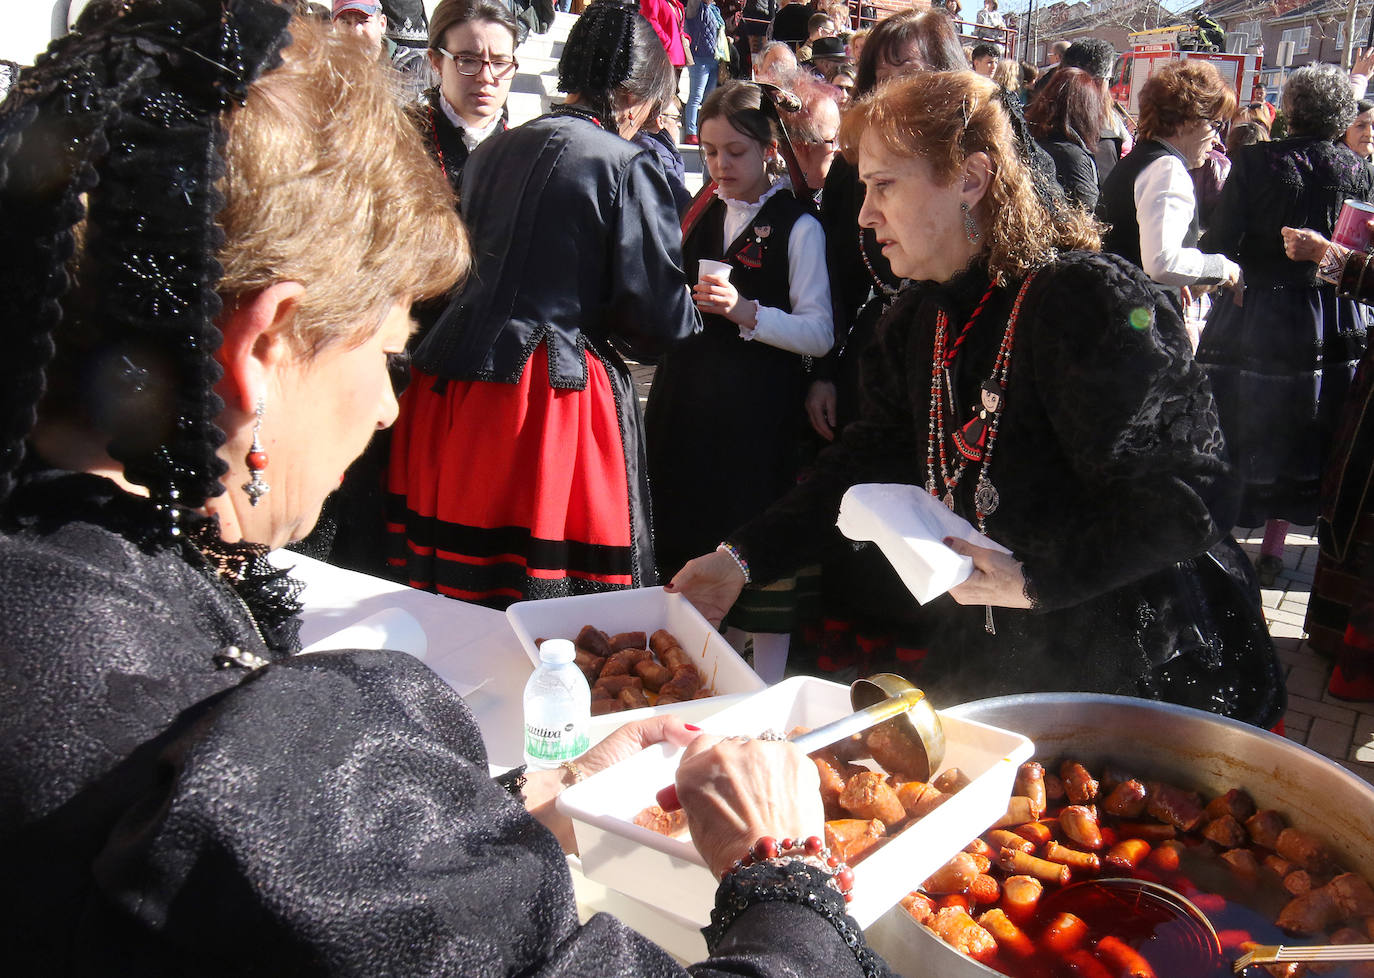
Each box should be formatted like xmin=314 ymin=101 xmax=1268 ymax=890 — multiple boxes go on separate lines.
xmin=924 ymin=272 xmax=1037 ymax=635
xmin=426 ymin=103 xmax=448 ymax=181
xmin=859 ymin=226 xmax=900 ymax=297
xmin=925 ymin=273 xmax=1038 ymax=533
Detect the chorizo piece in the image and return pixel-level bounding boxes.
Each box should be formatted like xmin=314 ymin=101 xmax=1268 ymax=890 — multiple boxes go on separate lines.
xmin=574 ymin=649 xmax=605 ymax=683
xmin=1014 ymin=761 xmax=1047 ymax=816
xmin=609 ymin=631 xmax=647 ymax=652
xmin=933 ymin=768 xmax=971 ymax=793
xmin=997 ymin=848 xmax=1071 ymax=886
xmin=927 ymin=907 xmax=998 ymax=963
xmin=618 ymin=685 xmax=650 ymax=710
xmin=1102 ymin=779 xmax=1148 ymax=818
xmin=1001 ymin=875 xmax=1043 ymax=924
xmin=575 ymin=625 xmax=612 ymax=658
xmin=1014 ymin=821 xmax=1055 ymax=847
xmin=634 ymin=658 xmax=672 ymax=692
xmin=1058 ymin=805 xmax=1104 ymax=850
xmin=591 ymin=697 xmax=621 ymax=716
xmin=896 ymin=781 xmax=948 ymax=819
xmin=978 ymin=907 xmax=1036 ymax=958
xmin=1044 ymin=840 xmax=1102 ymax=875
xmin=1245 ymin=809 xmax=1286 ymax=849
xmin=984 ymin=829 xmax=1035 ymax=855
xmin=923 ymin=852 xmax=980 ymax=895
xmin=1104 ymin=838 xmax=1152 ymax=872
xmin=1059 ymin=760 xmax=1099 ymax=804
xmin=593 ymin=674 xmax=643 ymax=697
xmin=1040 ymin=911 xmax=1089 ymax=954
xmin=824 ymin=817 xmax=886 ymax=864
xmin=813 ymin=749 xmax=864 ymax=820
xmin=1277 ymin=884 xmax=1343 ymax=934
xmin=901 ymin=891 xmax=936 ymax=924
xmin=990 ymin=796 xmax=1042 ymax=828
xmin=1205 ymin=788 xmax=1256 ymax=823
xmin=1219 ymin=847 xmax=1261 ymax=881
xmin=839 ymin=771 xmax=907 ymax=827
xmin=648 ymin=629 xmax=682 ymax=657
xmin=1330 ymin=873 xmax=1374 ymax=918
xmin=1095 ymin=935 xmax=1158 ymax=978
xmin=1275 ymin=827 xmax=1335 ymax=874
xmin=1203 ymin=814 xmax=1249 ymax=850
xmin=1113 ymin=820 xmax=1176 ymax=843
xmin=1145 ymin=781 xmax=1205 ymax=832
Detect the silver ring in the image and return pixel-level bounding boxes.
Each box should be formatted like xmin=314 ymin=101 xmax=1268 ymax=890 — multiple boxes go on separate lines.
xmin=729 ymin=734 xmax=752 ymax=743
xmin=757 ymin=729 xmax=787 ymax=742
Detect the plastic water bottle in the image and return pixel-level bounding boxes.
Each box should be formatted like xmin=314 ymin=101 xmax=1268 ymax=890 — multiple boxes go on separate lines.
xmin=523 ymin=638 xmax=590 ymax=771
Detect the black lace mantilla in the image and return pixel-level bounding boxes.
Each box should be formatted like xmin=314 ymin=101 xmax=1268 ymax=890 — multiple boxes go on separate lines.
xmin=704 ymin=861 xmax=886 ymax=978
xmin=186 ymin=518 xmax=303 ymax=658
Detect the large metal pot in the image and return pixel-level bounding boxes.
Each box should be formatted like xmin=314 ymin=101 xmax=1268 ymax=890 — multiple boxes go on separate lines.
xmin=863 ymin=693 xmax=1374 ymax=978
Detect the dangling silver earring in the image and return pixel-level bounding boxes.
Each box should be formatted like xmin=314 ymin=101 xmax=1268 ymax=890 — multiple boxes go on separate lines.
xmin=241 ymin=399 xmax=270 ymax=506
xmin=961 ymin=200 xmax=980 ymax=244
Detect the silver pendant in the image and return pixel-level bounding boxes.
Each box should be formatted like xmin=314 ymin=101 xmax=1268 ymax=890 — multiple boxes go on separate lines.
xmin=942 ymin=491 xmax=956 ymax=511
xmin=974 ymin=479 xmax=1000 ymax=516
xmin=984 ymin=605 xmax=996 ymax=635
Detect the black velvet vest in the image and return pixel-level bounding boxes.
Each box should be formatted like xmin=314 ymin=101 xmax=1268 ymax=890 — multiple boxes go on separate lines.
xmin=683 ymin=187 xmax=810 ymax=325
xmin=1098 ymin=139 xmax=1199 ymax=270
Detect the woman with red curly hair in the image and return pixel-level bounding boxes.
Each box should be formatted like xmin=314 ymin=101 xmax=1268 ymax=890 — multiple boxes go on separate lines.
xmin=670 ymin=71 xmax=1283 ymax=728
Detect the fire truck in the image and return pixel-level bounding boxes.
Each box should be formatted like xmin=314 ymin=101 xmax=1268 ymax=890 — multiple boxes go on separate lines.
xmin=1110 ymin=24 xmax=1263 ymax=117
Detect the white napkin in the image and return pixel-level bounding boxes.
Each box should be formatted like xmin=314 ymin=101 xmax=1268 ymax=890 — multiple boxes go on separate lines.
xmin=836 ymin=483 xmax=1011 ymax=605
xmin=299 ymin=608 xmax=429 ymax=658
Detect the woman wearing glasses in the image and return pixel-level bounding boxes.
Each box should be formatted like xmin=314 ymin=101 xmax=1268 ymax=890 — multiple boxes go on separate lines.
xmin=422 ymin=0 xmax=521 ymax=195
xmin=1098 ymin=59 xmax=1240 ymax=304
xmin=388 ymin=0 xmax=699 ymax=606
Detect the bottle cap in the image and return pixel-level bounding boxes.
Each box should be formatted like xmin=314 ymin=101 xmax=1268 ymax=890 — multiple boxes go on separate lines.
xmin=539 ymin=638 xmax=577 ymax=665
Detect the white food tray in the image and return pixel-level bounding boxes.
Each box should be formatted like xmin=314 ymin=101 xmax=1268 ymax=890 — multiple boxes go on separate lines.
xmin=505 ymin=587 xmax=766 ymax=738
xmin=556 ymin=676 xmax=1034 ymax=928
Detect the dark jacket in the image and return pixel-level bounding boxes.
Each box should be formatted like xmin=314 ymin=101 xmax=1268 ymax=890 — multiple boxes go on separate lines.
xmin=1098 ymin=139 xmax=1197 ymax=272
xmin=0 ymin=470 xmax=889 ymax=978
xmin=634 ymin=127 xmax=694 ymax=216
xmin=1201 ymin=136 xmax=1374 ymax=288
xmin=1037 ymin=135 xmax=1099 ymax=212
xmin=728 ymin=253 xmax=1279 ymax=721
xmin=414 ymin=109 xmax=699 ymax=388
xmin=416 ymin=86 xmax=507 ymax=199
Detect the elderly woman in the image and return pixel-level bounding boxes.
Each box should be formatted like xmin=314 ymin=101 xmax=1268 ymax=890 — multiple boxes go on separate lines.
xmin=1195 ymin=62 xmax=1373 ymax=583
xmin=0 ymin=4 xmax=886 ymax=976
xmin=387 ymin=0 xmax=700 ymax=607
xmin=1098 ymin=59 xmax=1240 ymax=301
xmin=671 ymin=71 xmax=1283 ymax=727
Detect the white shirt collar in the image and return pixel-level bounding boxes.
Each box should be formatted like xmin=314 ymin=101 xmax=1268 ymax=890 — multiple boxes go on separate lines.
xmin=439 ymin=94 xmax=503 ymax=152
xmin=717 ymin=178 xmax=791 ymax=248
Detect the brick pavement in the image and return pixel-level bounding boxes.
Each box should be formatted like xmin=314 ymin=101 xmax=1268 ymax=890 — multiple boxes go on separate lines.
xmin=630 ymin=361 xmax=1374 ymax=784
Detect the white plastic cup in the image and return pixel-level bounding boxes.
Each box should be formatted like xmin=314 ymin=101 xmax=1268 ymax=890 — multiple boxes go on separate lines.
xmin=697 ymin=258 xmax=732 ymax=284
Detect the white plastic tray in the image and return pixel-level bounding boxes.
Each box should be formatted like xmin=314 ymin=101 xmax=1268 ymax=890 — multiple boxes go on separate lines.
xmin=505 ymin=587 xmax=766 ymax=736
xmin=556 ymin=676 xmax=1034 ymax=928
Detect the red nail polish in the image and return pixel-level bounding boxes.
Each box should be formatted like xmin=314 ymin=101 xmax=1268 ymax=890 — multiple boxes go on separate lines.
xmin=684 ymin=723 xmax=701 ymax=732
xmin=943 ymin=536 xmax=954 ymax=546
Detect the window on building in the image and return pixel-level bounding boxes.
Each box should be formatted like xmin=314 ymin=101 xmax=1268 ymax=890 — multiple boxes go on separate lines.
xmin=1280 ymin=25 xmax=1312 ymax=54
xmin=1337 ymin=18 xmax=1371 ymax=50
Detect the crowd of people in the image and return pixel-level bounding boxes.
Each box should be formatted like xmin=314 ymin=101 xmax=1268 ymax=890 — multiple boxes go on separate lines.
xmin=4 ymin=0 xmax=1374 ymax=971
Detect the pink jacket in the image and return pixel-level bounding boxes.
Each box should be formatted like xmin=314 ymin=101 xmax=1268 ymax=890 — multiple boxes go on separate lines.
xmin=641 ymin=0 xmax=688 ymax=67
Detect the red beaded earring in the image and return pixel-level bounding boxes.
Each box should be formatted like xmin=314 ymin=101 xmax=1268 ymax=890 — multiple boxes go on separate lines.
xmin=241 ymin=399 xmax=270 ymax=506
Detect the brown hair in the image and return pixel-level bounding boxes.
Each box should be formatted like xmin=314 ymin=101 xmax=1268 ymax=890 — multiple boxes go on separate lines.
xmin=216 ymin=16 xmax=468 ymax=352
xmin=700 ymin=81 xmax=787 ymax=177
xmin=428 ymin=0 xmax=519 ymax=52
xmin=1136 ymin=58 xmax=1236 ymax=143
xmin=840 ymin=71 xmax=1100 ymax=281
xmin=1025 ymin=66 xmax=1104 ymax=150
xmin=853 ymin=10 xmax=964 ymax=96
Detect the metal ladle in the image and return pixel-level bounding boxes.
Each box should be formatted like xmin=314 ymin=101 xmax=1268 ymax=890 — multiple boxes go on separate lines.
xmin=655 ymin=673 xmax=945 ymax=811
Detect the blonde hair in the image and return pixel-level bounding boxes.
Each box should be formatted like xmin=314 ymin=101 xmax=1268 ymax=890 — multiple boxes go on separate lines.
xmin=992 ymin=57 xmax=1019 ymax=92
xmin=217 ymin=17 xmax=468 ymax=351
xmin=841 ymin=71 xmax=1099 ymax=282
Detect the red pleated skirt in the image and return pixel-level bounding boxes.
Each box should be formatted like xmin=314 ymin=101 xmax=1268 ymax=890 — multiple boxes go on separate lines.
xmin=386 ymin=344 xmax=635 ymax=608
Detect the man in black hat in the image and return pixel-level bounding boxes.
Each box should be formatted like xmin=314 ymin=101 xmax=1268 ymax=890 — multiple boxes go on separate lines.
xmin=802 ymin=35 xmax=846 ymax=80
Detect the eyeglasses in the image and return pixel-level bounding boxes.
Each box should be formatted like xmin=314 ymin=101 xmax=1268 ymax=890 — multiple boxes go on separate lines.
xmin=1206 ymin=118 xmax=1225 ymax=134
xmin=435 ymin=48 xmax=519 ymax=79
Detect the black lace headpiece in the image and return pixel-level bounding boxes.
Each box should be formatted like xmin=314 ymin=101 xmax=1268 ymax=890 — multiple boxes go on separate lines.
xmin=0 ymin=0 xmax=292 ymax=540
xmin=556 ymin=0 xmax=640 ymax=104
xmin=992 ymin=85 xmax=1068 ymax=216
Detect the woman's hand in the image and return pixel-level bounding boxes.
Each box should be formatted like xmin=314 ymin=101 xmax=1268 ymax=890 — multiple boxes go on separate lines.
xmin=693 ymin=277 xmax=758 ymax=327
xmin=665 ymin=550 xmax=746 ymax=626
xmin=943 ymin=536 xmax=1034 ymax=609
xmin=1281 ymin=226 xmax=1332 ymax=264
xmin=675 ymin=735 xmax=825 ymax=879
xmin=805 ymin=380 xmax=838 ymax=441
xmin=525 ymin=716 xmax=701 ymax=854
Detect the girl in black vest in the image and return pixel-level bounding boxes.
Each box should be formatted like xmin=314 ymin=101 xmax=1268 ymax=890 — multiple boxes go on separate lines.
xmin=646 ymin=81 xmax=833 ymax=683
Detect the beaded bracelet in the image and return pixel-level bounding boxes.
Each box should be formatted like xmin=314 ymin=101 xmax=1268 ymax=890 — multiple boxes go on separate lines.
xmin=716 ymin=542 xmax=752 ymax=585
xmin=725 ymin=835 xmax=854 ymax=903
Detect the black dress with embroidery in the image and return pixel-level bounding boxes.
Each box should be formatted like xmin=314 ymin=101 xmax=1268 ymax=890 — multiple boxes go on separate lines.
xmin=727 ymin=253 xmax=1284 ymax=725
xmin=0 ymin=469 xmax=890 ymax=978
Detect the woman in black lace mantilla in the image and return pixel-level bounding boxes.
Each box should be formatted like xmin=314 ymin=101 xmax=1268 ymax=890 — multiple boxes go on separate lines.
xmin=0 ymin=3 xmax=888 ymax=976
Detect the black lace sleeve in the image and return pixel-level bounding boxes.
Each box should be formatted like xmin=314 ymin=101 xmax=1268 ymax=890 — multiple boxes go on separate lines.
xmin=1016 ymin=253 xmax=1237 ymax=611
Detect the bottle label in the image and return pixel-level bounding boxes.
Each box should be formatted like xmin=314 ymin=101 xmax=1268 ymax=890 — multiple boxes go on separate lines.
xmin=524 ymin=720 xmax=589 ymax=763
